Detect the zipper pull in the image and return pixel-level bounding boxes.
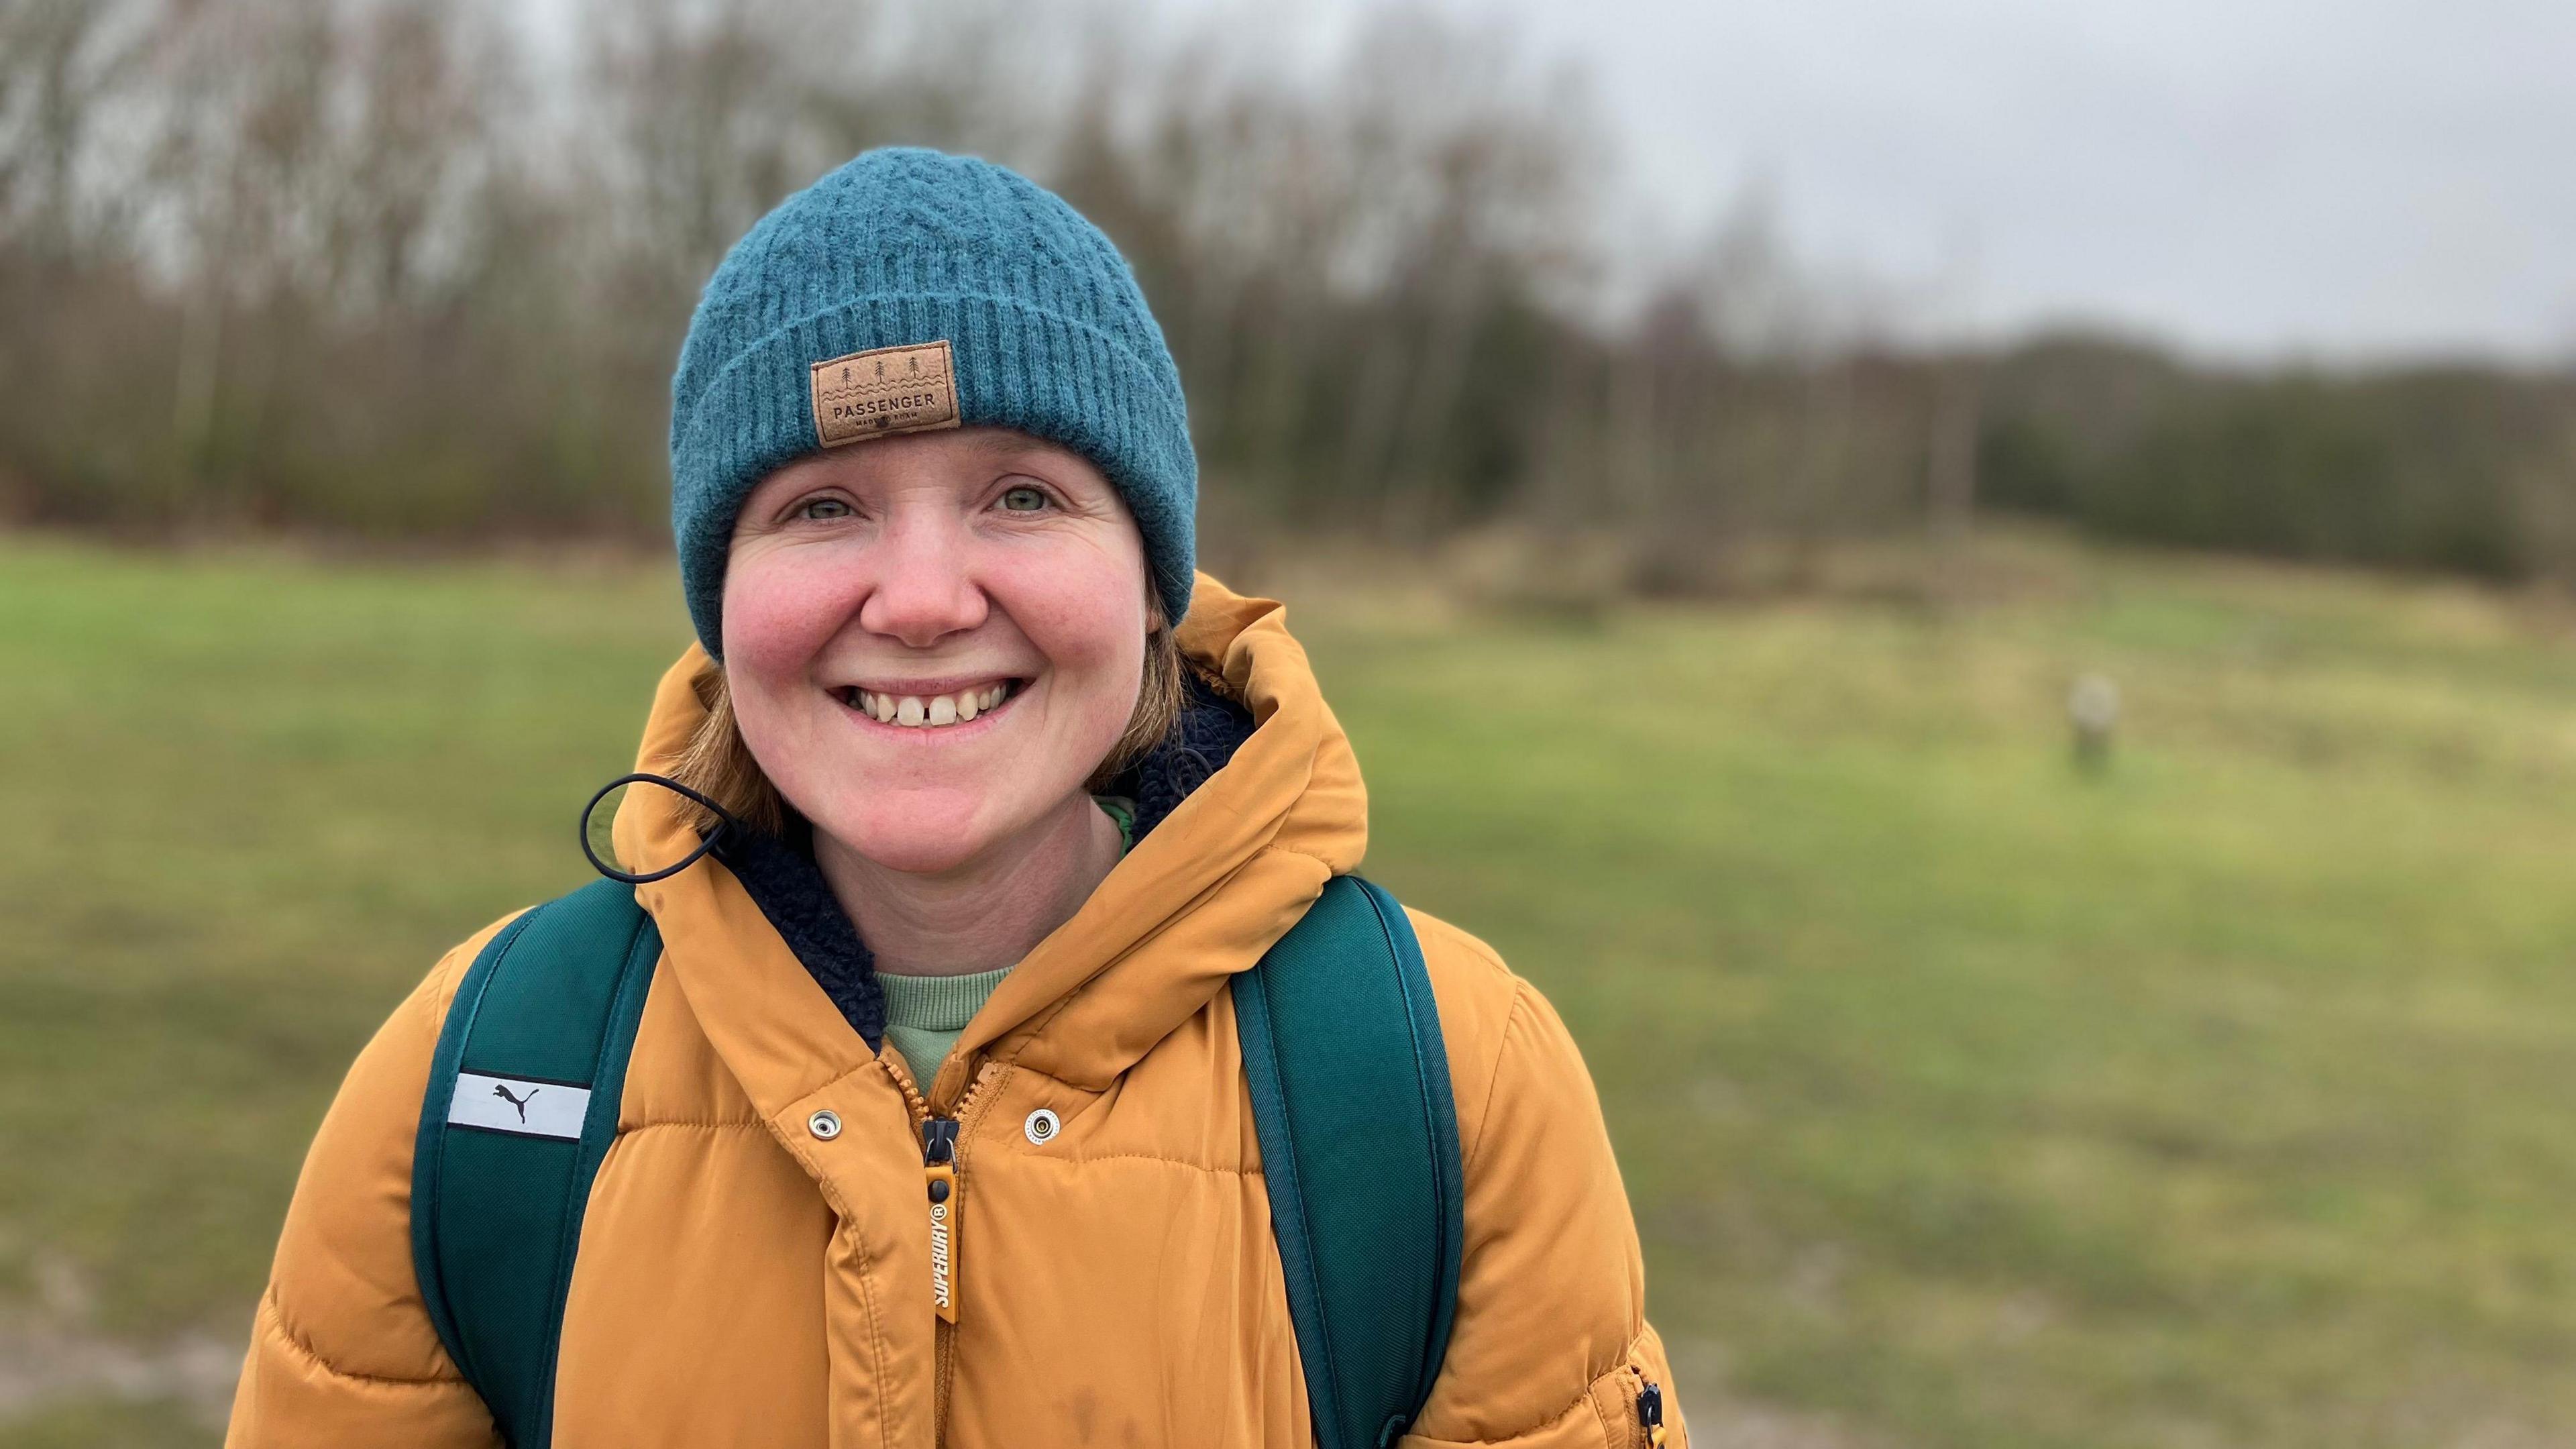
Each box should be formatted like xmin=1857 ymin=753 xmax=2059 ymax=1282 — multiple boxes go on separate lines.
xmin=922 ymin=1117 xmax=961 ymax=1323
xmin=1637 ymin=1379 xmax=1666 ymax=1448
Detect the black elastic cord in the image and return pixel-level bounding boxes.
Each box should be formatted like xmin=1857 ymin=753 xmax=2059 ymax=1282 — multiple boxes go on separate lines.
xmin=579 ymin=772 xmax=743 ymax=885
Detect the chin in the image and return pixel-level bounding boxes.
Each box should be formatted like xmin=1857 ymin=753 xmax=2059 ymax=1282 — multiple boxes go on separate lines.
xmin=810 ymin=790 xmax=1007 ymax=877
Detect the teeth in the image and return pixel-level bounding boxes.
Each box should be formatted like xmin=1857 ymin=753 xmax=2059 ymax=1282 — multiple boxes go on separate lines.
xmin=851 ymin=683 xmax=1012 ymax=729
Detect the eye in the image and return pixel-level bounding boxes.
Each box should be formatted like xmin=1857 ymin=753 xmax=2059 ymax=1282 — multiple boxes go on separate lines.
xmin=998 ymin=484 xmax=1051 ymax=513
xmin=796 ymin=496 xmax=854 ymax=521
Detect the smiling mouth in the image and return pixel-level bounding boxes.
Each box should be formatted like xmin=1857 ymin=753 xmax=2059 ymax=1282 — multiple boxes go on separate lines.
xmin=838 ymin=680 xmax=1022 ymax=729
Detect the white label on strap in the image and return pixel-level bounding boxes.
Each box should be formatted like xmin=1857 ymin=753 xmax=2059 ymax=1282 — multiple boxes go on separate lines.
xmin=449 ymin=1073 xmax=592 ymax=1140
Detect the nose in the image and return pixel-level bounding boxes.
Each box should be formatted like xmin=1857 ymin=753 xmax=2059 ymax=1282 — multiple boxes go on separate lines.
xmin=857 ymin=508 xmax=987 ymax=648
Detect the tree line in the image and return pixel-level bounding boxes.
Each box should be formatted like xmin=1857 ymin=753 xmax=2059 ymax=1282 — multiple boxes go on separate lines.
xmin=3 ymin=0 xmax=2571 ymax=590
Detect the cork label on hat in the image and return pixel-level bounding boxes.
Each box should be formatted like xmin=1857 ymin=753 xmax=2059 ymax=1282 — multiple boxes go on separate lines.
xmin=810 ymin=339 xmax=961 ymax=447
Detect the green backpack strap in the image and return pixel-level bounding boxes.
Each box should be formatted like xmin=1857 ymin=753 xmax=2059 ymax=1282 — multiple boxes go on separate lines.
xmin=411 ymin=877 xmax=661 ymax=1449
xmin=1232 ymin=875 xmax=1467 ymax=1449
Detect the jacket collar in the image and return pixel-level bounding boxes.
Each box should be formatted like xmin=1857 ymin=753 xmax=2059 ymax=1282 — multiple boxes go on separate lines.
xmin=610 ymin=574 xmax=1369 ymax=1115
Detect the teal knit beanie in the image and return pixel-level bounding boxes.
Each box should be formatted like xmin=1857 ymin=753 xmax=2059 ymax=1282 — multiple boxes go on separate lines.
xmin=668 ymin=147 xmax=1196 ymax=657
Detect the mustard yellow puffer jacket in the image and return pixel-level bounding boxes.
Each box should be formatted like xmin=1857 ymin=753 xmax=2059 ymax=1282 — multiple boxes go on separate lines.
xmin=225 ymin=578 xmax=1690 ymax=1448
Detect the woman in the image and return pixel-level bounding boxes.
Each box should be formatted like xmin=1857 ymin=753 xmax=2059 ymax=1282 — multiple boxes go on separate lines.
xmin=227 ymin=147 xmax=1687 ymax=1448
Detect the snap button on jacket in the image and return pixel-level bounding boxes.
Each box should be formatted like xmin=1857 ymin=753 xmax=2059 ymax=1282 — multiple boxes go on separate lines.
xmin=225 ymin=578 xmax=1690 ymax=1448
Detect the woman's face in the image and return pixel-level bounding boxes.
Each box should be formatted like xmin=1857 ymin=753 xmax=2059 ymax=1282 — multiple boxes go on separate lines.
xmin=722 ymin=427 xmax=1150 ymax=875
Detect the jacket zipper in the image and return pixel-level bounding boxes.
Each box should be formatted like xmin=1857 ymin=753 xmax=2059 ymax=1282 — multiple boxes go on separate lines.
xmin=1635 ymin=1376 xmax=1666 ymax=1448
xmin=892 ymin=1057 xmax=1003 ymax=1444
xmin=922 ymin=1116 xmax=960 ymax=1324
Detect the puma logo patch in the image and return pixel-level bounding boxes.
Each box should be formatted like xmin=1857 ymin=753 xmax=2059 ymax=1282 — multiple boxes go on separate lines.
xmin=449 ymin=1072 xmax=592 ymax=1140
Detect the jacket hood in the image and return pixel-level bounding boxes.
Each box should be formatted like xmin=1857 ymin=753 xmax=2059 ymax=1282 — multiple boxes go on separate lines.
xmin=608 ymin=573 xmax=1368 ymax=1112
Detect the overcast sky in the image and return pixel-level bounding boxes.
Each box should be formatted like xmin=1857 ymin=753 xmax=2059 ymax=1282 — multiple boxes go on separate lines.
xmin=1199 ymin=0 xmax=2576 ymax=363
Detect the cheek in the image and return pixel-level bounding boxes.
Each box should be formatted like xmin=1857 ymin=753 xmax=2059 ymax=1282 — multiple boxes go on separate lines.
xmin=719 ymin=550 xmax=867 ymax=782
xmin=998 ymin=557 xmax=1147 ymax=718
xmin=720 ymin=548 xmax=860 ymax=687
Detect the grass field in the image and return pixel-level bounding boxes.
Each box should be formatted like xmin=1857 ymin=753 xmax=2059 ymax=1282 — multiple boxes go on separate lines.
xmin=7 ymin=532 xmax=2576 ymax=1446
